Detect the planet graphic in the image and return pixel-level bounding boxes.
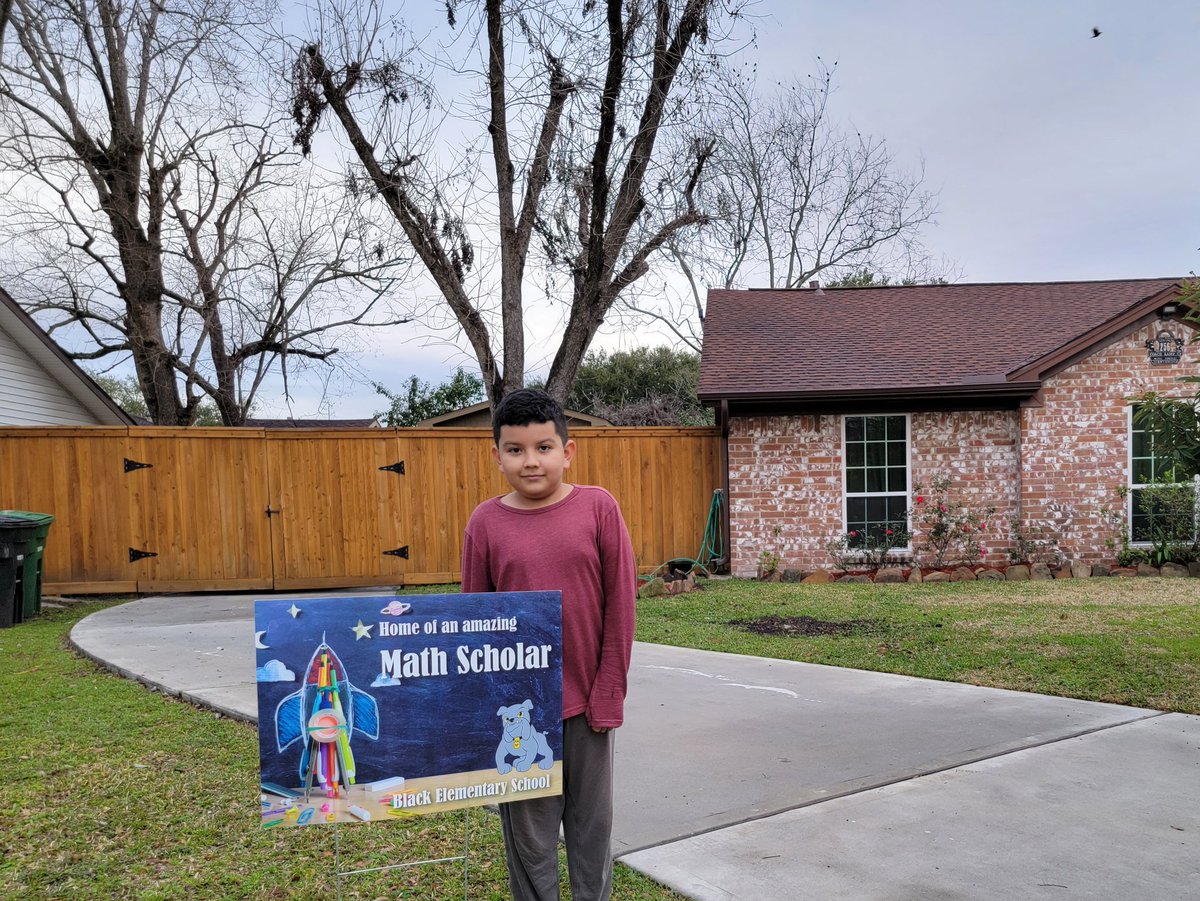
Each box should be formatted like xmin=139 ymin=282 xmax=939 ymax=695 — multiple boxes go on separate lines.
xmin=380 ymin=600 xmax=412 ymax=616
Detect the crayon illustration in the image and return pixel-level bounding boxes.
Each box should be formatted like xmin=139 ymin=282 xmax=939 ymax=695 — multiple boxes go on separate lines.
xmin=274 ymin=638 xmax=380 ymax=791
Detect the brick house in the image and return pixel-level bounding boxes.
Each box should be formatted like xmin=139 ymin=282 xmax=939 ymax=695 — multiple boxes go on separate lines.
xmin=698 ymin=278 xmax=1194 ymax=577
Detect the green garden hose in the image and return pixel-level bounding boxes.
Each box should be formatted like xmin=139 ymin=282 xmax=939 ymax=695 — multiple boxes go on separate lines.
xmin=641 ymin=489 xmax=725 ymax=581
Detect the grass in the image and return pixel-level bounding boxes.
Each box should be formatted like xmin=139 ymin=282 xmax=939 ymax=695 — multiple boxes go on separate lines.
xmin=0 ymin=602 xmax=684 ymax=901
xmin=636 ymin=577 xmax=1200 ymax=713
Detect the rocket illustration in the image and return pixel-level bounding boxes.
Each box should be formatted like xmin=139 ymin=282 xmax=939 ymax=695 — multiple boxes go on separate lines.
xmin=274 ymin=638 xmax=380 ymax=786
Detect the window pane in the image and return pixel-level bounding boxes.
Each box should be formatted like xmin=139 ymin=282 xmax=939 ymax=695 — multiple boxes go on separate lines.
xmin=1132 ymin=431 xmax=1147 ymax=458
xmin=865 ymin=522 xmax=890 ymax=542
xmin=846 ymin=497 xmax=865 ymax=522
xmin=888 ymin=467 xmax=907 ymax=492
xmin=1131 ymin=485 xmax=1152 ymax=542
xmin=1132 ymin=459 xmax=1153 ymax=484
xmin=846 ymin=468 xmax=865 ymax=493
xmin=885 ymin=416 xmax=906 ymax=440
xmin=887 ymin=441 xmax=905 ymax=465
xmin=847 ymin=443 xmax=864 ymax=467
xmin=865 ymin=416 xmax=886 ymax=441
xmin=867 ymin=496 xmax=886 ymax=521
xmin=887 ymin=496 xmax=908 ymax=524
xmin=866 ymin=443 xmax=886 ymax=467
xmin=845 ymin=417 xmax=864 ymax=441
xmin=867 ymin=469 xmax=886 ymax=493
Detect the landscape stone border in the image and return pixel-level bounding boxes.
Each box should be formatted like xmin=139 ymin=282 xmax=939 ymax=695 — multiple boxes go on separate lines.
xmin=779 ymin=560 xmax=1200 ymax=584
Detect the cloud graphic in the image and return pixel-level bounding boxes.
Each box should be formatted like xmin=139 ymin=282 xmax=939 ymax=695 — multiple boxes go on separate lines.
xmin=256 ymin=659 xmax=296 ymax=682
xmin=380 ymin=600 xmax=412 ymax=616
xmin=371 ymin=673 xmax=402 ymax=688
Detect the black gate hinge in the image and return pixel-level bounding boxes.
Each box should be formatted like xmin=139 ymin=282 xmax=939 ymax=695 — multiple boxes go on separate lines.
xmin=129 ymin=547 xmax=158 ymax=563
xmin=124 ymin=458 xmax=153 ymax=473
xmin=379 ymin=461 xmax=405 ymax=475
xmin=383 ymin=546 xmax=409 ymax=559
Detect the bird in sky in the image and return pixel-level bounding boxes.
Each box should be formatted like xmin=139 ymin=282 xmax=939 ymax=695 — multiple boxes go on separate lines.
xmin=1091 ymin=27 xmax=1101 ymax=38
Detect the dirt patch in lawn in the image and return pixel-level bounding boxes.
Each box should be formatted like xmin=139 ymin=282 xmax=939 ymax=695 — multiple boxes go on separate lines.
xmin=731 ymin=614 xmax=881 ymax=637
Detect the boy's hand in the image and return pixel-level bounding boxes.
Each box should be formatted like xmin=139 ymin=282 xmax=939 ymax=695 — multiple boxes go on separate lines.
xmin=591 ymin=725 xmax=610 ymax=734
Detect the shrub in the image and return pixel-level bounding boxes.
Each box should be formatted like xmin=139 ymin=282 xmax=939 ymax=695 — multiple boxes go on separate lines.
xmin=1137 ymin=480 xmax=1198 ymax=566
xmin=1007 ymin=524 xmax=1061 ymax=566
xmin=825 ymin=527 xmax=910 ymax=575
xmin=910 ymin=477 xmax=995 ymax=567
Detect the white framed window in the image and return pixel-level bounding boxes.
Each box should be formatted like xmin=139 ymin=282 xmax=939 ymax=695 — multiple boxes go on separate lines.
xmin=1128 ymin=404 xmax=1191 ymax=545
xmin=843 ymin=414 xmax=910 ymax=547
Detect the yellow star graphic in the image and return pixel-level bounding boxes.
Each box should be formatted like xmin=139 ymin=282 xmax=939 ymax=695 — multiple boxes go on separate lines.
xmin=352 ymin=619 xmax=374 ymax=640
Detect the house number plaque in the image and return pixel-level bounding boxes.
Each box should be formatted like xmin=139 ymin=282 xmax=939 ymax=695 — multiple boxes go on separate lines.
xmin=1146 ymin=330 xmax=1185 ymax=365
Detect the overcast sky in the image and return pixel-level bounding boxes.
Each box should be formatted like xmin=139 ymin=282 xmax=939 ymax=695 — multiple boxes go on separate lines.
xmin=260 ymin=0 xmax=1200 ymax=418
xmin=765 ymin=1 xmax=1200 ymax=282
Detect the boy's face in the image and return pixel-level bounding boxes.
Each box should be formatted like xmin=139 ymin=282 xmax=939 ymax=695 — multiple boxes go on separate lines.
xmin=492 ymin=421 xmax=576 ymax=508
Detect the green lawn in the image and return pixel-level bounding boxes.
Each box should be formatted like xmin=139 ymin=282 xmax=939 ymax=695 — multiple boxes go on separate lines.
xmin=638 ymin=577 xmax=1200 ymax=713
xmin=0 ymin=602 xmax=682 ymax=901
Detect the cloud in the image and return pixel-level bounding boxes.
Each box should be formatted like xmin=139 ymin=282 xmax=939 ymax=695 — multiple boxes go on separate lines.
xmin=371 ymin=673 xmax=402 ymax=688
xmin=256 ymin=659 xmax=296 ymax=682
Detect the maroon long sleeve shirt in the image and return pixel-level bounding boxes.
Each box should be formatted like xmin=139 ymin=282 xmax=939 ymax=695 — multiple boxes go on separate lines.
xmin=461 ymin=485 xmax=637 ymax=728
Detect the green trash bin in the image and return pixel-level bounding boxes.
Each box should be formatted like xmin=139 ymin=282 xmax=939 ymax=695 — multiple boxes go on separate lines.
xmin=0 ymin=511 xmax=54 ymax=620
xmin=0 ymin=516 xmax=38 ymax=628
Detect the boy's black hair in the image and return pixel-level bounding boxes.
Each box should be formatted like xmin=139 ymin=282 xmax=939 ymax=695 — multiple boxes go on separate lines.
xmin=492 ymin=389 xmax=569 ymax=445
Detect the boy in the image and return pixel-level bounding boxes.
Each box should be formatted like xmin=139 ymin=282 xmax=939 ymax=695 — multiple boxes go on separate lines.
xmin=461 ymin=388 xmax=636 ymax=901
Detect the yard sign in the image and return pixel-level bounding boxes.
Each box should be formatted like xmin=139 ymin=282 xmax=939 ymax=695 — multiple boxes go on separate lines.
xmin=255 ymin=592 xmax=562 ymax=828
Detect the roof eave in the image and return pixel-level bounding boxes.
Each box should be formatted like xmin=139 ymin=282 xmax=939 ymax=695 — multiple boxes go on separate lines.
xmin=699 ymin=380 xmax=1043 ymax=406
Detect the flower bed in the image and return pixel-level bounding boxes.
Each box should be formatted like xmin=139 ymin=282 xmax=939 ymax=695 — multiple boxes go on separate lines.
xmin=769 ymin=560 xmax=1200 ymax=584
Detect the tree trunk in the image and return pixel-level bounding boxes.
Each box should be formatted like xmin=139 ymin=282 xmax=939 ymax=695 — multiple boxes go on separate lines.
xmin=108 ymin=214 xmax=184 ymax=425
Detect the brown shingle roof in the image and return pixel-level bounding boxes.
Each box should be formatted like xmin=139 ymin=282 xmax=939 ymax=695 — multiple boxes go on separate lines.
xmin=699 ymin=278 xmax=1183 ymax=401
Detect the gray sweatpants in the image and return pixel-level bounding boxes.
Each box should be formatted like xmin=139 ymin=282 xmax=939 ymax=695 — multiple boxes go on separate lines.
xmin=498 ymin=714 xmax=615 ymax=901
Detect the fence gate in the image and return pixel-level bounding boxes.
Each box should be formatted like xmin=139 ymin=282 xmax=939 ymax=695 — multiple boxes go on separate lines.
xmin=264 ymin=431 xmax=414 ymax=590
xmin=126 ymin=429 xmax=274 ymax=592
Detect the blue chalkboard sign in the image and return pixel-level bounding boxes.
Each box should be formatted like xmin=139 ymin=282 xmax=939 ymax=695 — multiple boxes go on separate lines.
xmin=254 ymin=592 xmax=562 ymax=827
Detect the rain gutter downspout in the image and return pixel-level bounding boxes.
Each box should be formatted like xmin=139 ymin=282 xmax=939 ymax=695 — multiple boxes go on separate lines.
xmin=715 ymin=398 xmax=731 ymax=573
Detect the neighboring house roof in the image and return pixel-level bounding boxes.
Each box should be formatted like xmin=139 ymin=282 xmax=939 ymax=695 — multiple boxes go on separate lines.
xmin=244 ymin=417 xmax=380 ymax=429
xmin=416 ymin=401 xmax=611 ymax=428
xmin=0 ymin=287 xmax=136 ymax=426
xmin=699 ymin=278 xmax=1185 ymax=406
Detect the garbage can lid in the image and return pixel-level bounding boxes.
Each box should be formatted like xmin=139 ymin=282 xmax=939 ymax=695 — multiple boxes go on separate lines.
xmin=0 ymin=510 xmax=55 ymax=526
xmin=0 ymin=515 xmax=40 ymax=534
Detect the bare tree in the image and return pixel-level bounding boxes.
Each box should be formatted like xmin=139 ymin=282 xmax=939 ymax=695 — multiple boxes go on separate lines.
xmin=292 ymin=0 xmax=742 ymax=405
xmin=0 ymin=0 xmax=411 ymax=424
xmin=628 ymin=62 xmax=943 ymax=351
xmin=161 ymin=137 xmax=411 ymax=424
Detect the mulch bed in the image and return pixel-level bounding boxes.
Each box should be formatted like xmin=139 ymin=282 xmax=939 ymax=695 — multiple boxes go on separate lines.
xmin=730 ymin=614 xmax=881 ymax=637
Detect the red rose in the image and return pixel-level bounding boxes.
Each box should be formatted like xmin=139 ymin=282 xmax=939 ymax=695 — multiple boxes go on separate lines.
xmin=849 ymin=530 xmax=858 ymax=537
xmin=916 ymin=495 xmax=924 ymax=504
xmin=885 ymin=529 xmax=893 ymax=536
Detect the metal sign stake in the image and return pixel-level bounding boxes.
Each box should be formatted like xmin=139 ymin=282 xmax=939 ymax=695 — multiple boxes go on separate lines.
xmin=332 ymin=807 xmax=473 ymax=901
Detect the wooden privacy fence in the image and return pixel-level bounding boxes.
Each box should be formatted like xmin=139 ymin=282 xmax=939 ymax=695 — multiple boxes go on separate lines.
xmin=0 ymin=426 xmax=722 ymax=595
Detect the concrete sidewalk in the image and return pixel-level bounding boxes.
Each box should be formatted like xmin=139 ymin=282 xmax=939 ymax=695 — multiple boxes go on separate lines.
xmin=72 ymin=593 xmax=1200 ymax=900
